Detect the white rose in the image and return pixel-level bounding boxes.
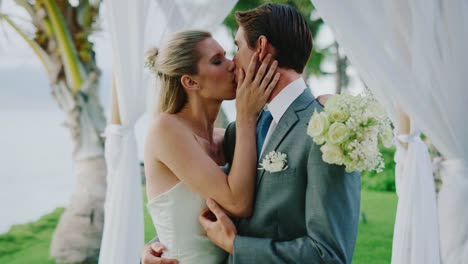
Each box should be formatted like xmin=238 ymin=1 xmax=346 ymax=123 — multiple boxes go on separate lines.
xmin=313 ymin=134 xmax=326 ymax=145
xmin=327 ymin=107 xmax=349 ymax=122
xmin=379 ymin=124 xmax=394 ymax=148
xmin=327 ymin=122 xmax=350 ymax=144
xmin=324 ymin=95 xmax=339 ymax=109
xmin=307 ymin=110 xmax=330 ymax=137
xmin=320 ymin=144 xmax=345 ymax=165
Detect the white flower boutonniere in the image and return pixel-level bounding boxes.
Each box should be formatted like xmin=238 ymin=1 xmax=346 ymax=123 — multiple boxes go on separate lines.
xmin=259 ymin=151 xmax=288 ymax=173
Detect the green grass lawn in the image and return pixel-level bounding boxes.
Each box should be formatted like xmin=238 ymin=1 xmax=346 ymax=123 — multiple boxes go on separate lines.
xmin=353 ymin=191 xmax=397 ymax=264
xmin=0 ymin=190 xmax=397 ymax=263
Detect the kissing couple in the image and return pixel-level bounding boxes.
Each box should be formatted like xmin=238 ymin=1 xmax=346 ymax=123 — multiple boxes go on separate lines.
xmin=141 ymin=3 xmax=360 ymax=264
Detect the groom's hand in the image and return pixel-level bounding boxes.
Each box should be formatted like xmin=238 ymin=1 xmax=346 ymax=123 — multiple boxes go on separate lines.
xmin=141 ymin=242 xmax=178 ymax=264
xmin=198 ymin=198 xmax=237 ymax=254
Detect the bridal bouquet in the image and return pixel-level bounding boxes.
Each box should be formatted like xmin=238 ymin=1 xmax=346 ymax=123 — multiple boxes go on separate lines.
xmin=307 ymin=94 xmax=393 ymax=173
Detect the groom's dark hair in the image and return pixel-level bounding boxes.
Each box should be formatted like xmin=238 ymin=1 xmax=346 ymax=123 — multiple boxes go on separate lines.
xmin=235 ymin=3 xmax=312 ymax=73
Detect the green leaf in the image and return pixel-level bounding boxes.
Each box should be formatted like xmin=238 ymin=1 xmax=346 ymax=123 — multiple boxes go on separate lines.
xmin=13 ymin=0 xmax=35 ymax=18
xmin=43 ymin=0 xmax=84 ymax=93
xmin=0 ymin=14 xmax=54 ymax=77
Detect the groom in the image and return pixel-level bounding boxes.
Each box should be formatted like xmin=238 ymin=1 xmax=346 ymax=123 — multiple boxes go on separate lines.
xmin=199 ymin=4 xmax=361 ymax=263
xmin=143 ymin=3 xmax=360 ymax=264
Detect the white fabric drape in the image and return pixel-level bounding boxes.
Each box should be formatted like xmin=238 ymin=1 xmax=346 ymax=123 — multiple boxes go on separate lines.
xmin=311 ymin=0 xmax=468 ymax=263
xmin=100 ymin=1 xmax=150 ymax=263
xmin=393 ymin=132 xmax=440 ymax=264
xmin=100 ymin=1 xmax=237 ymax=263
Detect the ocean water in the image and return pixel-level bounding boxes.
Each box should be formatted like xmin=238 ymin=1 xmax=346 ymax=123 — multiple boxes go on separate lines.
xmin=0 ymin=108 xmax=75 ymax=233
xmin=0 ymin=68 xmax=112 ymax=233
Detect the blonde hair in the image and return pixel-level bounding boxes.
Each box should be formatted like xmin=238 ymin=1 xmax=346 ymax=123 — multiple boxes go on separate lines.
xmin=145 ymin=30 xmax=211 ymax=114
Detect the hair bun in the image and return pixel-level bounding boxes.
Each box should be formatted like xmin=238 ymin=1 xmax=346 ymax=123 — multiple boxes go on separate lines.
xmin=144 ymin=46 xmax=159 ymax=72
xmin=145 ymin=46 xmax=159 ymax=60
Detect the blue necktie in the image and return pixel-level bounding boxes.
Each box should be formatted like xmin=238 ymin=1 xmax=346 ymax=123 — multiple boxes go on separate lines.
xmin=256 ymin=110 xmax=273 ymax=155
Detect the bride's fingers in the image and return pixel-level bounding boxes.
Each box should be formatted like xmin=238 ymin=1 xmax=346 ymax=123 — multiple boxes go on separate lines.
xmin=161 ymin=259 xmax=179 ymax=264
xmin=150 ymin=243 xmax=167 ymax=254
xmin=253 ymin=54 xmax=272 ymax=86
xmin=236 ymin=68 xmax=245 ymax=89
xmin=259 ymin=60 xmax=278 ymax=91
xmin=264 ymin=73 xmax=281 ymax=98
xmin=206 ymin=198 xmax=226 ymax=218
xmin=198 ymin=211 xmax=214 ymax=231
xmin=244 ymin=52 xmax=258 ymax=84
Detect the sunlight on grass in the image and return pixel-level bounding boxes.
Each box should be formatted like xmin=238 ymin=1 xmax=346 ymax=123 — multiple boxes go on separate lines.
xmin=353 ymin=190 xmax=397 ymax=264
xmin=0 ymin=189 xmax=396 ymax=263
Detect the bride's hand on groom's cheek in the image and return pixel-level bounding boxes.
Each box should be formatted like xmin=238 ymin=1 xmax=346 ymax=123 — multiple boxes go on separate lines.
xmin=141 ymin=242 xmax=178 ymax=264
xmin=235 ymin=52 xmax=280 ymax=118
xmin=199 ymin=198 xmax=237 ymax=254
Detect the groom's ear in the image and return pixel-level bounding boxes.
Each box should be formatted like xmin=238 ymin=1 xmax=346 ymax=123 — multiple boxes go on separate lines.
xmin=256 ymin=35 xmax=269 ymax=62
xmin=180 ymin=75 xmax=200 ymax=92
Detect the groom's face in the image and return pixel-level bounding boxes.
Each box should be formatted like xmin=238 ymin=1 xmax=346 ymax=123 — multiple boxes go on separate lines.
xmin=234 ymin=26 xmax=256 ymax=74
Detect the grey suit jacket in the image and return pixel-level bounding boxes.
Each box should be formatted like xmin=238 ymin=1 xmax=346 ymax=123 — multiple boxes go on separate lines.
xmin=223 ymin=89 xmax=361 ymax=264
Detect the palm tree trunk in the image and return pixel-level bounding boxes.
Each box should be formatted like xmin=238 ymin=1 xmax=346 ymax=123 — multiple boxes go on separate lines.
xmin=50 ymin=157 xmax=106 ymax=263
xmin=2 ymin=1 xmax=107 ymax=262
xmin=50 ymin=77 xmax=107 ymax=263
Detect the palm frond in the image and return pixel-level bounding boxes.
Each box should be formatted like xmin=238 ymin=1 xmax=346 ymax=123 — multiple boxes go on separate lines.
xmin=0 ymin=13 xmax=54 ymax=76
xmin=43 ymin=0 xmax=84 ymax=93
xmin=13 ymin=0 xmax=34 ymax=18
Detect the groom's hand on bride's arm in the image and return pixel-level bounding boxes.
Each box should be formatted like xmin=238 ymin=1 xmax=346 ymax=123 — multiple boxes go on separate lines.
xmin=198 ymin=198 xmax=237 ymax=254
xmin=141 ymin=242 xmax=178 ymax=264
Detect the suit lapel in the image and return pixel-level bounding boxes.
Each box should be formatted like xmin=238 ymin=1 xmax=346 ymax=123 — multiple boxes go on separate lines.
xmin=256 ymin=89 xmax=314 ymax=185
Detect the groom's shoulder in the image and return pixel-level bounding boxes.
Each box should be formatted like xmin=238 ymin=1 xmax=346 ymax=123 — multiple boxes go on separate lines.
xmin=226 ymin=121 xmax=236 ymax=131
xmin=224 ymin=121 xmax=236 ymax=137
xmin=224 ymin=121 xmax=236 ymax=143
xmin=295 ymin=96 xmax=323 ymax=120
xmin=223 ymin=121 xmax=236 ymax=164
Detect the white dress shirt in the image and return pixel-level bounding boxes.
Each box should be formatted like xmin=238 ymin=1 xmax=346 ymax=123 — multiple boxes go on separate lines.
xmin=260 ymin=77 xmax=307 ymax=157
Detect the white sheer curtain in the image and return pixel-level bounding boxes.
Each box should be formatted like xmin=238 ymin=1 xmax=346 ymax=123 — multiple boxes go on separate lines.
xmin=100 ymin=1 xmax=237 ymax=263
xmin=99 ymin=1 xmax=150 ymax=263
xmin=311 ymin=0 xmax=468 ymax=263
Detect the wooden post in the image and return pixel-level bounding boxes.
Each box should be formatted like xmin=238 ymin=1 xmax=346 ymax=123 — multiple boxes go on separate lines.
xmin=111 ymin=73 xmax=122 ymax=125
xmin=397 ymin=106 xmax=410 ymax=149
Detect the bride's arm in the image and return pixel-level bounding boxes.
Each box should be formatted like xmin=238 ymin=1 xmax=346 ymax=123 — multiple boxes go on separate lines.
xmin=149 ymin=54 xmax=278 ymax=218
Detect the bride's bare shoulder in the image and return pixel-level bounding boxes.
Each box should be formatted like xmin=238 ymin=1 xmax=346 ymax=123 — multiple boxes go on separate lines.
xmin=151 ymin=112 xmax=180 ymax=126
xmin=147 ymin=113 xmax=188 ymax=141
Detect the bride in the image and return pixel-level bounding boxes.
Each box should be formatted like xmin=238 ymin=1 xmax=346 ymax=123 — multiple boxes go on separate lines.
xmin=143 ymin=30 xmax=279 ymax=263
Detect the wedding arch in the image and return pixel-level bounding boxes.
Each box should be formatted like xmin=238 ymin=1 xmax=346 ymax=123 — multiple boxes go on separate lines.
xmin=101 ymin=0 xmax=467 ymax=263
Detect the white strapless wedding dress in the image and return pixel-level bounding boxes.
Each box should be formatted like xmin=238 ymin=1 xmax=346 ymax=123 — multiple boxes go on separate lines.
xmin=147 ymin=182 xmax=227 ymax=264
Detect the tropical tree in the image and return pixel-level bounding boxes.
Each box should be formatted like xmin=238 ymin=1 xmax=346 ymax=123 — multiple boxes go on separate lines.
xmin=0 ymin=0 xmax=106 ymax=262
xmin=334 ymin=41 xmax=349 ymax=94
